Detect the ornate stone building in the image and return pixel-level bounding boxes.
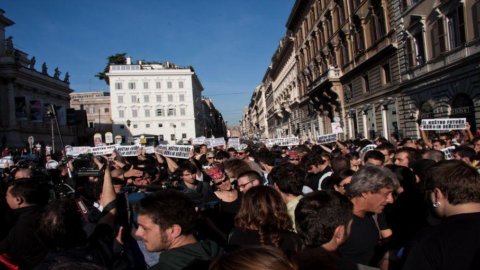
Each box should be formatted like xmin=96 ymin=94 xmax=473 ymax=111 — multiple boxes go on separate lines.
xmin=0 ymin=9 xmax=81 ymax=149
xmin=243 ymin=0 xmax=480 ymax=141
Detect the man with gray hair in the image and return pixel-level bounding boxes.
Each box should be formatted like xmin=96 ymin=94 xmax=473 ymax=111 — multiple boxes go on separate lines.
xmin=338 ymin=165 xmax=399 ymax=268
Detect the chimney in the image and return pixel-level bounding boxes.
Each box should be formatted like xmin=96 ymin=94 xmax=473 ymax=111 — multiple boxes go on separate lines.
xmin=126 ymin=56 xmax=131 ymax=65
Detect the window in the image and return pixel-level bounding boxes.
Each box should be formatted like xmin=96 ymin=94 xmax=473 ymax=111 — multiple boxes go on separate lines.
xmin=118 ymin=96 xmax=123 ymax=103
xmin=159 ymin=135 xmax=164 ymax=141
xmin=371 ymin=2 xmax=386 ymax=42
xmin=180 ymin=108 xmax=186 ymax=116
xmin=382 ymin=63 xmax=391 ymax=84
xmin=171 ymin=134 xmax=175 ymax=141
xmin=182 ymin=133 xmax=187 ymax=139
xmin=158 ymin=123 xmax=163 ymax=128
xmin=143 ymin=82 xmax=149 ymax=89
xmin=144 ymin=95 xmax=149 ymax=103
xmin=156 ymin=109 xmax=164 ymax=116
xmin=447 ymin=6 xmax=466 ymax=49
xmin=353 ymin=17 xmax=365 ymax=54
xmin=128 ymin=82 xmax=136 ymax=90
xmin=340 ymin=34 xmax=349 ymax=66
xmin=132 ymin=109 xmax=138 ymax=118
xmin=145 ymin=109 xmax=150 ymax=117
xmin=89 ymin=122 xmax=94 ymax=128
xmin=115 ymin=82 xmax=122 ymax=90
xmin=104 ymin=108 xmax=109 ymax=113
xmin=156 ymin=95 xmax=162 ymax=102
xmin=179 ymin=94 xmax=185 ymax=102
xmin=146 ymin=124 xmax=150 ymax=128
xmin=362 ymin=75 xmax=370 ymax=92
xmin=168 ymin=94 xmax=173 ymax=102
xmin=179 ymin=81 xmax=184 ymax=88
xmin=156 ymin=82 xmax=161 ymax=89
xmin=474 ymin=2 xmax=480 ymax=38
xmin=119 ymin=110 xmax=124 ymax=118
xmin=131 ymin=95 xmax=138 ymax=103
xmin=133 ymin=124 xmax=138 ymax=128
xmin=168 ymin=108 xmax=176 ymax=116
xmin=167 ymin=81 xmax=173 ymax=89
xmin=431 ymin=19 xmax=446 ymax=58
xmin=120 ymin=125 xmax=125 ymax=129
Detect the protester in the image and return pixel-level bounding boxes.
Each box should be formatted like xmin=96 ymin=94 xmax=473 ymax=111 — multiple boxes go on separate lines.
xmin=403 ymin=160 xmax=480 ymax=270
xmin=228 ymin=185 xmax=301 ymax=257
xmin=338 ymin=165 xmax=399 ymax=268
xmin=135 ymin=190 xmax=223 ymax=269
xmin=294 ymin=191 xmax=354 ymax=270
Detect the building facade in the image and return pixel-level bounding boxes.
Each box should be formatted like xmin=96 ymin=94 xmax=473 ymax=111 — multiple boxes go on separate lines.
xmin=107 ymin=58 xmax=207 ymax=144
xmin=0 ymin=9 xmax=81 ymax=149
xmin=398 ymin=0 xmax=480 ymax=138
xmin=70 ymin=92 xmax=112 ymax=134
xmin=243 ymin=0 xmax=479 ymax=141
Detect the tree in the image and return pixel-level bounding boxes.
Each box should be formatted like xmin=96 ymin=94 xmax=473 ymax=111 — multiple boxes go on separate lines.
xmin=96 ymin=53 xmax=127 ymax=85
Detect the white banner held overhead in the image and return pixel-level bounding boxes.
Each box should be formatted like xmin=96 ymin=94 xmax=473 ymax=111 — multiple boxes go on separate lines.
xmin=421 ymin=118 xmax=466 ymax=130
xmin=144 ymin=146 xmax=155 ymax=154
xmin=116 ymin=145 xmax=140 ymax=157
xmin=90 ymin=145 xmax=116 ymax=156
xmin=265 ymin=137 xmax=299 ymax=147
xmin=331 ymin=123 xmax=344 ymax=134
xmin=155 ymin=145 xmax=193 ymax=159
xmin=441 ymin=146 xmax=456 ymax=160
xmin=66 ymin=146 xmax=91 ymax=157
xmin=359 ymin=144 xmax=378 ymax=156
xmin=210 ymin=138 xmax=226 ymax=148
xmin=192 ymin=137 xmax=207 ymax=145
xmin=227 ymin=137 xmax=240 ymax=149
xmin=317 ymin=133 xmax=337 ymax=144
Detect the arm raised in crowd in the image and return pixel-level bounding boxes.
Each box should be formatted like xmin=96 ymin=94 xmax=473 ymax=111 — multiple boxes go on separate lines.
xmin=98 ymin=164 xmax=116 ymax=227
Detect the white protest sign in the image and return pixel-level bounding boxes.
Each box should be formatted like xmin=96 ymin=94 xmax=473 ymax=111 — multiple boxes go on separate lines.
xmin=105 ymin=132 xmax=113 ymax=144
xmin=210 ymin=138 xmax=226 ymax=148
xmin=265 ymin=137 xmax=299 ymax=147
xmin=66 ymin=146 xmax=91 ymax=157
xmin=228 ymin=137 xmax=240 ymax=149
xmin=115 ymin=145 xmax=140 ymax=157
xmin=28 ymin=136 xmax=34 ymax=146
xmin=45 ymin=146 xmax=52 ymax=155
xmin=155 ymin=145 xmax=193 ymax=159
xmin=421 ymin=118 xmax=466 ymax=130
xmin=441 ymin=146 xmax=456 ymax=160
xmin=90 ymin=145 xmax=116 ymax=156
xmin=114 ymin=135 xmax=123 ymax=145
xmin=331 ymin=123 xmax=344 ymax=134
xmin=192 ymin=137 xmax=207 ymax=145
xmin=317 ymin=133 xmax=338 ymax=144
xmin=93 ymin=133 xmax=103 ymax=146
xmin=360 ymin=144 xmax=378 ymax=156
xmin=144 ymin=146 xmax=155 ymax=154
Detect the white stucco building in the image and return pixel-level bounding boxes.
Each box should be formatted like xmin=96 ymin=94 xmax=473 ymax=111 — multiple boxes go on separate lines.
xmin=107 ymin=58 xmax=204 ymax=144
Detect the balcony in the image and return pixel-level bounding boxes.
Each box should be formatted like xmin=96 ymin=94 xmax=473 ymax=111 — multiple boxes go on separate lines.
xmin=308 ymin=67 xmax=342 ymax=93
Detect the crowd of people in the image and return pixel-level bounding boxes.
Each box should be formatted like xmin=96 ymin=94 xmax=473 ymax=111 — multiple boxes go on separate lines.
xmin=1 ymin=128 xmax=480 ymax=270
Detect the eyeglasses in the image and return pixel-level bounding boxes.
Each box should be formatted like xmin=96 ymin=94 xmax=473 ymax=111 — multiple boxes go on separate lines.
xmin=237 ymin=179 xmax=254 ymax=190
xmin=213 ymin=178 xmax=229 ymax=186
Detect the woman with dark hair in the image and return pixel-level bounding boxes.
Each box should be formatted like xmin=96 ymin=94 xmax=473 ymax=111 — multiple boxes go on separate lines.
xmin=201 ymin=166 xmax=241 ymax=246
xmin=209 ymin=246 xmax=296 ymax=270
xmin=228 ymin=186 xmax=301 ymax=257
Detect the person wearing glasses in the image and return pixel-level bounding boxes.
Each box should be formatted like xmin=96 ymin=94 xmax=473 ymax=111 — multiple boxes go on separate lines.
xmin=204 ymin=166 xmax=241 ymax=245
xmin=236 ymin=170 xmax=263 ymax=194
